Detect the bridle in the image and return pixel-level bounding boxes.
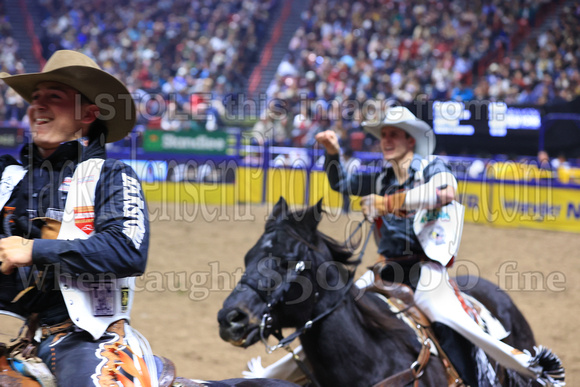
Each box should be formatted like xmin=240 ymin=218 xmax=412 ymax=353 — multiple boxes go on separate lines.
xmin=236 ymin=219 xmax=373 ymax=387
xmin=239 ymin=219 xmax=374 ymax=354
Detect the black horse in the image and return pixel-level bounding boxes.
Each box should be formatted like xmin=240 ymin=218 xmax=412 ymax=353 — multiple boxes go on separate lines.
xmin=188 ymin=379 xmax=301 ymax=387
xmin=218 ymin=198 xmax=557 ymax=387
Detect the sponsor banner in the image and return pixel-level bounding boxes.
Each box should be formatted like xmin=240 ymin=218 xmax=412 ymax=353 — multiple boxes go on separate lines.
xmin=457 ymin=181 xmax=491 ymax=225
xmin=143 ymin=130 xmax=236 ymax=155
xmin=0 ymin=127 xmax=23 ymax=148
xmin=143 ymin=163 xmax=580 ymax=233
xmin=267 ymin=167 xmax=307 ymax=206
xmin=309 ymin=170 xmax=343 ymax=209
xmin=456 ymin=180 xmax=580 ymax=232
xmin=490 ymin=182 xmax=580 ymax=232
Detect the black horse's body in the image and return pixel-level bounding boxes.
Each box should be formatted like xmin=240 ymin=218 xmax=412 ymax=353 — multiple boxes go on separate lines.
xmin=198 ymin=379 xmax=300 ymax=386
xmin=218 ymin=198 xmax=541 ymax=387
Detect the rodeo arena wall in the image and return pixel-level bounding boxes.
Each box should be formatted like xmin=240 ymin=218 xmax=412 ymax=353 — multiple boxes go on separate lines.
xmin=3 ymin=100 xmax=577 ymax=233
xmin=121 ymin=99 xmax=580 ymax=234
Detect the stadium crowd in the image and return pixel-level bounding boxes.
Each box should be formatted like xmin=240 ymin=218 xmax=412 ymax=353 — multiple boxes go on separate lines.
xmin=480 ymin=2 xmax=580 ymax=106
xmin=0 ymin=0 xmax=279 ymax=130
xmin=257 ymin=0 xmax=579 ymax=147
xmin=0 ymin=0 xmax=28 ymax=125
xmin=0 ymin=0 xmax=578 ymax=153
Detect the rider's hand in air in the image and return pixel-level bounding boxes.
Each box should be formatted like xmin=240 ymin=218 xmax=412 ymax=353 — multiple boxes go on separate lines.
xmin=314 ymin=130 xmax=340 ymax=155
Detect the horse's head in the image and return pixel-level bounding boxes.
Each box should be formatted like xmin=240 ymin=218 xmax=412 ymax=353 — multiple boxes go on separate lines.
xmin=218 ymin=197 xmax=355 ymax=348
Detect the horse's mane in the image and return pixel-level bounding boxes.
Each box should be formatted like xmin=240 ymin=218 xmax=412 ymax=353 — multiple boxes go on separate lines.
xmin=353 ymin=289 xmax=411 ymax=332
xmin=317 ymin=231 xmax=358 ymax=266
xmin=266 ymin=204 xmax=417 ymax=351
xmin=265 ymin=205 xmax=357 ymax=267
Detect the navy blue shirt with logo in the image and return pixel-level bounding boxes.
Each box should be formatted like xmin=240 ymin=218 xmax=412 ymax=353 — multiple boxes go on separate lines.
xmin=0 ymin=139 xmax=149 ymax=325
xmin=324 ymin=153 xmax=453 ymax=258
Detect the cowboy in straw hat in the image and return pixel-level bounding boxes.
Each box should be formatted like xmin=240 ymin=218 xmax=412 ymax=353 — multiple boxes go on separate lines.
xmin=0 ymin=49 xmax=136 ymax=145
xmin=243 ymin=106 xmax=564 ymax=385
xmin=0 ymin=50 xmax=154 ymax=386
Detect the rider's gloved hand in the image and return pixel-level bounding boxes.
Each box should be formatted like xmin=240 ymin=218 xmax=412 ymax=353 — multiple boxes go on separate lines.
xmin=360 ymin=192 xmax=407 ymax=221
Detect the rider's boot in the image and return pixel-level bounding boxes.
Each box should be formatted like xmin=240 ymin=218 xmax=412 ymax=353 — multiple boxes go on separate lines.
xmin=414 ymin=261 xmax=565 ymax=386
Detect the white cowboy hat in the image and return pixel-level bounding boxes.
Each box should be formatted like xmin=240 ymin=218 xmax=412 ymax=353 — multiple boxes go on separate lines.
xmin=361 ymin=106 xmax=435 ymax=157
xmin=0 ymin=50 xmax=136 ymax=143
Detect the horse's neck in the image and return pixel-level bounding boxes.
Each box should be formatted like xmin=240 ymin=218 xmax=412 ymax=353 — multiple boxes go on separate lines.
xmin=299 ymin=295 xmax=417 ymax=387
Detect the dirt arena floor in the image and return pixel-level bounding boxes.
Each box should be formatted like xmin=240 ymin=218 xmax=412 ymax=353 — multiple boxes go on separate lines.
xmin=0 ymin=201 xmax=574 ymax=384
xmin=1 ymin=201 xmax=570 ymax=384
xmin=126 ymin=201 xmax=579 ymax=385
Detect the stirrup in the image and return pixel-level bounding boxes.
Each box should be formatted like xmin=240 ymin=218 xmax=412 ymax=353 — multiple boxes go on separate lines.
xmin=11 ymin=351 xmax=57 ymax=387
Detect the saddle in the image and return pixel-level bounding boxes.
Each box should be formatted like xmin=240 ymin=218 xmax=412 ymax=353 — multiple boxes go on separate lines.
xmin=0 ymin=313 xmax=55 ymax=387
xmin=0 ymin=318 xmax=194 ymax=387
xmin=364 ymin=264 xmax=466 ymax=387
xmin=0 ymin=344 xmax=43 ymax=387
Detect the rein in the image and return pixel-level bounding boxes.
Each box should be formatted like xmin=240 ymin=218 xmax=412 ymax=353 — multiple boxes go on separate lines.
xmin=257 ymin=219 xmax=374 ymax=353
xmin=237 ymin=219 xmax=373 ymax=387
xmin=251 ymin=219 xmax=374 ymax=387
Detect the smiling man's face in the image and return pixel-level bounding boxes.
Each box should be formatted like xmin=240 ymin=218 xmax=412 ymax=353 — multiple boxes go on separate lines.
xmin=28 ymin=81 xmax=96 ymax=158
xmin=380 ymin=126 xmax=415 ymax=163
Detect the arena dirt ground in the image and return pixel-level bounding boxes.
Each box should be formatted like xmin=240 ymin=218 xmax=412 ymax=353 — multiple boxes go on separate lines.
xmin=2 ymin=202 xmax=572 ymax=385
xmin=128 ymin=201 xmax=579 ymax=385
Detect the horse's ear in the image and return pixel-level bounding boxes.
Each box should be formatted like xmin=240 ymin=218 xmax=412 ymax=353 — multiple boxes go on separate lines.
xmin=269 ymin=196 xmax=289 ymax=223
xmin=303 ymin=199 xmax=324 ymax=230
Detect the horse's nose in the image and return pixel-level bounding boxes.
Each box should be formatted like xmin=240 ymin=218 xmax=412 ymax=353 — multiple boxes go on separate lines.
xmin=225 ymin=308 xmax=248 ymax=326
xmin=218 ymin=307 xmax=250 ymax=343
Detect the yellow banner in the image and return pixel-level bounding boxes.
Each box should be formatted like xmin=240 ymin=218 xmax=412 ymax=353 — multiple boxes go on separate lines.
xmin=143 ymin=167 xmax=580 ymax=233
xmin=490 ymin=181 xmax=580 ymax=232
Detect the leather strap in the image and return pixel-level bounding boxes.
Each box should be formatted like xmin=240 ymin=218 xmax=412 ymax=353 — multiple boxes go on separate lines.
xmin=40 ymin=319 xmax=74 ymax=340
xmin=364 ymin=265 xmax=466 ymax=387
xmin=376 ymin=253 xmax=428 ymax=265
xmin=372 ymin=339 xmax=431 ymax=387
xmin=425 ymin=331 xmax=465 ymax=387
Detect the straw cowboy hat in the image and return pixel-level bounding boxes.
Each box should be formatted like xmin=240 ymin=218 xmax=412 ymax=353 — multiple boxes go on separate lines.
xmin=0 ymin=50 xmax=135 ymax=143
xmin=362 ymin=106 xmax=435 ymax=157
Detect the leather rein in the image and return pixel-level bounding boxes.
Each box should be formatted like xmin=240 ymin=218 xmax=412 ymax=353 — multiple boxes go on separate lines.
xmin=241 ymin=219 xmax=437 ymax=387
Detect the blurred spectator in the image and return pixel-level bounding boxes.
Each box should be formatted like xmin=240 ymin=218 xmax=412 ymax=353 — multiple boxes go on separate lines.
xmin=264 ymin=0 xmax=558 ymax=146
xmin=35 ymin=0 xmax=279 ymax=130
xmin=4 ymin=87 xmax=26 ymax=125
xmin=537 ymin=150 xmax=554 ymax=170
xmin=251 ymin=114 xmax=290 ymax=145
xmin=551 ymin=152 xmax=570 ymax=170
xmin=450 ymin=79 xmax=475 ymax=102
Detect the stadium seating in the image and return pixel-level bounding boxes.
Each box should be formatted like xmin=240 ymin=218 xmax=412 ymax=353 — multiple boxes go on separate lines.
xmin=258 ymin=0 xmax=570 ymax=146
xmin=0 ymin=0 xmax=578 ymax=171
